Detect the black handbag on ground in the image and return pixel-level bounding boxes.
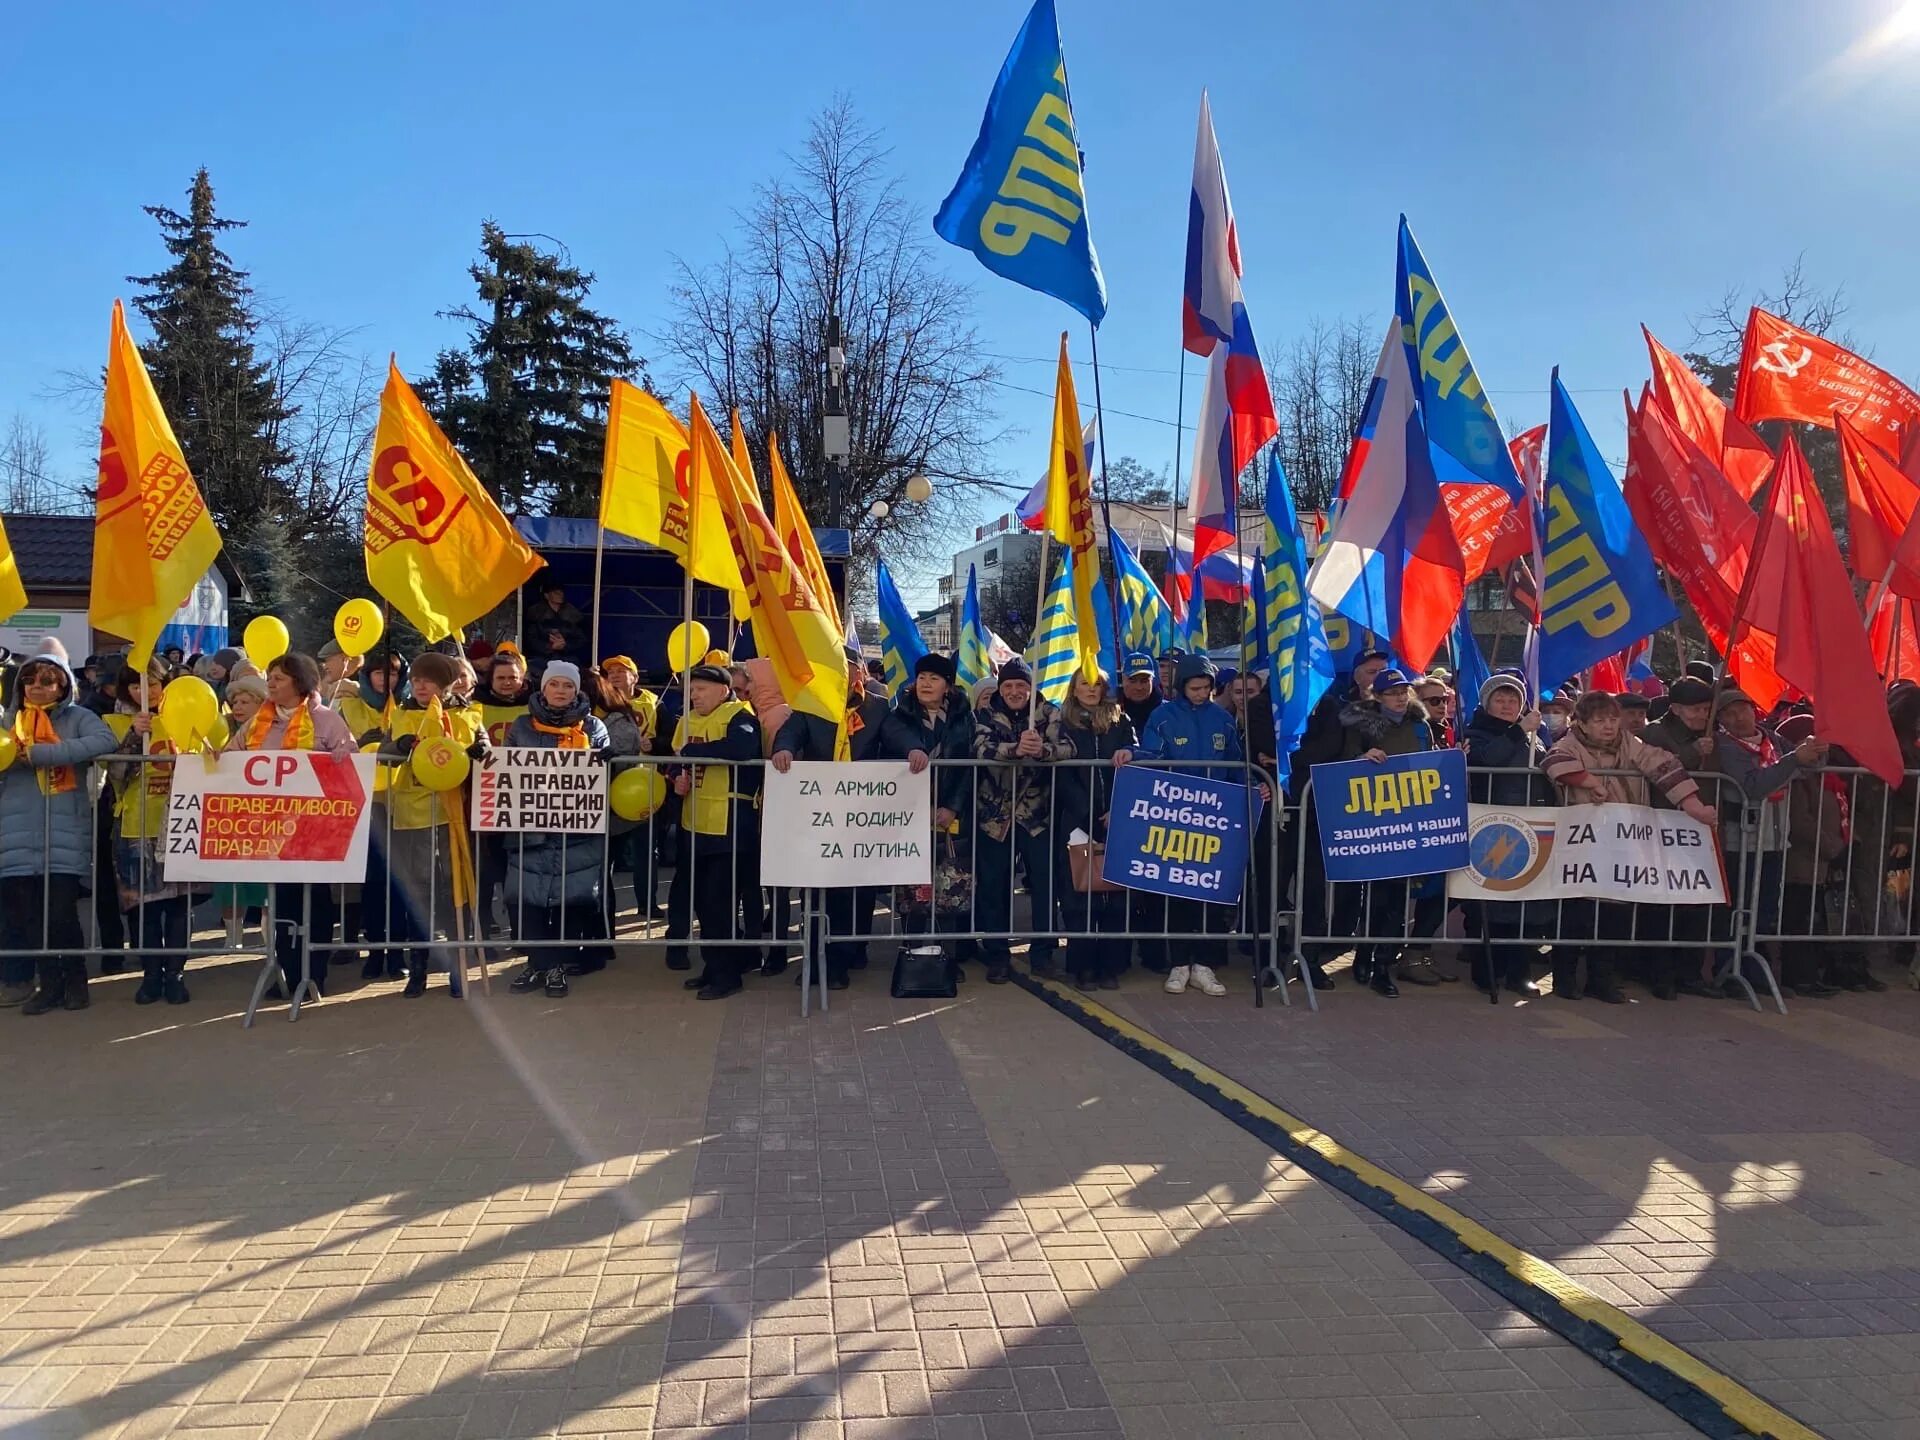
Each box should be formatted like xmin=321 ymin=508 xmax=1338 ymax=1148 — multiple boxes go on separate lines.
xmin=890 ymin=943 xmax=958 ymax=999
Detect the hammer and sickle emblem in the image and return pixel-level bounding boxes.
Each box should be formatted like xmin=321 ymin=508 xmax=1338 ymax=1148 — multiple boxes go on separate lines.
xmin=1757 ymin=340 xmax=1813 ymax=378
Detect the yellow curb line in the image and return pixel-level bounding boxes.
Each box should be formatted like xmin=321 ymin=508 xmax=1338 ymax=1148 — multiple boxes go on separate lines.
xmin=1031 ymin=976 xmax=1820 ymax=1440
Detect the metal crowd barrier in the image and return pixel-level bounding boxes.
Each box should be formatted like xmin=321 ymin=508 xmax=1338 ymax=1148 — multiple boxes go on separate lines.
xmin=5 ymin=748 xmax=1917 ymax=1027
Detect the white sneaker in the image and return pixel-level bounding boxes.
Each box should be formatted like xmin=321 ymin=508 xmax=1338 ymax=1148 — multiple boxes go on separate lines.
xmin=1190 ymin=964 xmax=1226 ymax=997
xmin=1164 ymin=966 xmax=1191 ymax=994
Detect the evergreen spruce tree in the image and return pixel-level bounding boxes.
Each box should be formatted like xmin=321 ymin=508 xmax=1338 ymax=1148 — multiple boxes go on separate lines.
xmin=128 ymin=168 xmax=294 ymax=537
xmin=426 ymin=223 xmax=641 ymax=516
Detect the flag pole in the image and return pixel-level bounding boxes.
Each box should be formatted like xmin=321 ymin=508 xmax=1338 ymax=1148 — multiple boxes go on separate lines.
xmin=1169 ymin=355 xmax=1187 ymax=641
xmin=589 ymin=522 xmax=606 ymax=664
xmin=1028 ymin=530 xmax=1051 ymax=732
xmin=1086 ymin=324 xmax=1124 ymax=662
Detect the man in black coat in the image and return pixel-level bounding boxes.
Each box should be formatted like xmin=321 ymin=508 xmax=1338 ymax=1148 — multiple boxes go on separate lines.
xmin=1621 ymin=674 xmax=1717 ymax=997
xmin=771 ymin=646 xmax=922 ymax=988
xmin=1119 ymin=652 xmax=1163 ymax=735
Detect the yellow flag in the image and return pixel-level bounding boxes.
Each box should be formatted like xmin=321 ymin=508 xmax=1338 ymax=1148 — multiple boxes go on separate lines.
xmin=0 ymin=512 xmax=25 ymax=624
xmin=690 ymin=396 xmax=846 ymax=726
xmin=365 ymin=359 xmax=543 ymax=642
xmin=1040 ymin=333 xmax=1101 ymax=682
xmin=599 ymin=379 xmax=740 ymax=597
xmin=767 ymin=432 xmax=837 ymax=615
xmin=89 ymin=300 xmax=224 ymax=669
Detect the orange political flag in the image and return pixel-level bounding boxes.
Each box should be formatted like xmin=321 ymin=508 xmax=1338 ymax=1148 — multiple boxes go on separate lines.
xmin=0 ymin=512 xmax=25 ymax=624
xmin=90 ymin=300 xmax=224 ymax=668
xmin=365 ymin=359 xmax=543 ymax=642
xmin=766 ymin=431 xmax=836 ymax=614
xmin=1643 ymin=324 xmax=1772 ymax=499
xmin=1836 ymin=411 xmax=1920 ymax=598
xmin=598 ymin=379 xmax=741 ymax=598
xmin=689 ymin=395 xmax=846 ymax=726
xmin=1736 ymin=434 xmax=1902 ymax=783
xmin=1734 ymin=307 xmax=1920 ymax=460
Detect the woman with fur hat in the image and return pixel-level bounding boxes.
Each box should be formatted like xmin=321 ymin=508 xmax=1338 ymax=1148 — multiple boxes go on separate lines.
xmin=0 ymin=647 xmax=117 ymax=1012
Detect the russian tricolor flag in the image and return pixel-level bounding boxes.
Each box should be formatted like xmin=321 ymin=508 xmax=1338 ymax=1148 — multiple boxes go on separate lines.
xmin=1307 ymin=220 xmax=1523 ymax=673
xmin=1182 ymin=93 xmax=1276 ymax=565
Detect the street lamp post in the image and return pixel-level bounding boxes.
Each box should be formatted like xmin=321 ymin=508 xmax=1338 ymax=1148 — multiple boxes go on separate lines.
xmin=823 ymin=313 xmax=849 ymax=528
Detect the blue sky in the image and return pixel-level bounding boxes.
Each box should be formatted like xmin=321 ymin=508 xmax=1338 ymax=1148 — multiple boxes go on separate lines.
xmin=5 ymin=1 xmax=1917 ymax=606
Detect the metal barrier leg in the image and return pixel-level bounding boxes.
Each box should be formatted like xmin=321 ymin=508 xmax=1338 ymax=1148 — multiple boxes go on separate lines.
xmin=288 ymin=887 xmax=321 ymax=1021
xmin=243 ymin=892 xmax=279 ymax=1030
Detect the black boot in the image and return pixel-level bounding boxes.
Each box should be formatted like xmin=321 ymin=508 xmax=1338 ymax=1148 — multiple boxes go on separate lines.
xmin=61 ymin=960 xmax=89 ymax=1011
xmin=403 ymin=966 xmax=428 ymax=998
xmin=163 ymin=963 xmax=190 ymax=1005
xmin=1370 ymin=965 xmax=1399 ymax=998
xmin=20 ymin=960 xmax=64 ymax=1017
xmin=134 ymin=963 xmax=166 ymax=1005
xmin=509 ymin=964 xmax=547 ymax=992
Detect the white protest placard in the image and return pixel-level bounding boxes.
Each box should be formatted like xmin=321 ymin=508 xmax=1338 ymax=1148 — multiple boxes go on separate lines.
xmin=1446 ymin=803 xmax=1726 ymax=904
xmin=163 ymin=751 xmax=378 ymax=884
xmin=471 ymin=748 xmax=607 ymax=833
xmin=761 ymin=761 xmax=931 ymax=888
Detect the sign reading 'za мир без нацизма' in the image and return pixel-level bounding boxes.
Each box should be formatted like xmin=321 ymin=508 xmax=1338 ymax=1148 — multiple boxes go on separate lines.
xmin=1446 ymin=803 xmax=1726 ymax=904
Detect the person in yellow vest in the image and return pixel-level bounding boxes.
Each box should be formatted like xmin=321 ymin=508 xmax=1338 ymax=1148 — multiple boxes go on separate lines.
xmin=214 ymin=673 xmax=270 ymax=945
xmin=666 ymin=663 xmax=763 ymax=1000
xmin=473 ymin=648 xmax=532 ymax=949
xmin=332 ymin=652 xmax=406 ymax=979
xmin=595 ymin=656 xmax=658 ymax=928
xmin=381 ymin=651 xmax=488 ymax=998
xmin=108 ymin=665 xmax=196 ymax=1005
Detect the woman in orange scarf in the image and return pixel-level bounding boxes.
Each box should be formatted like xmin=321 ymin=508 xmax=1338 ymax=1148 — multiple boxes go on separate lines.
xmin=0 ymin=650 xmax=117 ymax=1013
xmin=226 ymin=652 xmax=355 ymax=999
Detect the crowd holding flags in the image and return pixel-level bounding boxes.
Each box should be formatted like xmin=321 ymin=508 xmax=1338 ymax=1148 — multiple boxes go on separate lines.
xmin=34 ymin=0 xmax=1920 ymax=849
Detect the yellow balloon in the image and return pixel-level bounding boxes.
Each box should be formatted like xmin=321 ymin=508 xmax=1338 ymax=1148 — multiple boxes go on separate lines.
xmin=161 ymin=676 xmax=219 ymax=744
xmin=666 ymin=621 xmax=711 ymax=672
xmin=363 ymin=741 xmax=390 ymax=794
xmin=610 ymin=764 xmax=667 ymax=822
xmin=0 ymin=731 xmax=16 ymax=773
xmin=411 ymin=734 xmax=472 ymax=792
xmin=243 ymin=615 xmax=291 ymax=670
xmin=333 ymin=598 xmax=384 ymax=658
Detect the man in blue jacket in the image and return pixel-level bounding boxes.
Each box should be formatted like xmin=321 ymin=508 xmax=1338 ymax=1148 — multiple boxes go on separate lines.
xmin=1118 ymin=653 xmax=1247 ymax=998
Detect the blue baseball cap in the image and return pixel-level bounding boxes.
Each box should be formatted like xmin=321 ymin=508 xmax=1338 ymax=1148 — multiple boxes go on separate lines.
xmin=1371 ymin=667 xmax=1412 ymax=694
xmin=1123 ymin=651 xmax=1156 ymax=676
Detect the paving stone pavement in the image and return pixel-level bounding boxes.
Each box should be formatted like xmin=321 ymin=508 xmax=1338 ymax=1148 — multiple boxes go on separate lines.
xmin=1 ymin=950 xmax=1716 ymax=1439
xmin=1109 ymin=949 xmax=1920 ymax=1440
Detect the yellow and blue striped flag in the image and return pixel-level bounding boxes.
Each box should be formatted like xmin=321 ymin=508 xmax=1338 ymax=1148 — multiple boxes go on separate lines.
xmin=956 ymin=563 xmax=993 ymax=694
xmin=1028 ymin=548 xmax=1083 ymax=703
xmin=875 ymin=560 xmax=928 ymax=697
xmin=1111 ymin=528 xmax=1172 ymax=657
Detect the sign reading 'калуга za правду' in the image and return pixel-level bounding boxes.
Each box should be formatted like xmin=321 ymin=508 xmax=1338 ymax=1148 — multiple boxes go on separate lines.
xmin=471 ymin=748 xmax=607 ymax=833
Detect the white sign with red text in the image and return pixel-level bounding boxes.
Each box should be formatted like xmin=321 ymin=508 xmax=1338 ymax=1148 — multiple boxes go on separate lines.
xmin=162 ymin=751 xmax=377 ymax=883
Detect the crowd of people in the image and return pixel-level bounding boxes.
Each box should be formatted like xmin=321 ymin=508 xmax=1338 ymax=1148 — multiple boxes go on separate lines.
xmin=4 ymin=581 xmax=1919 ymax=1017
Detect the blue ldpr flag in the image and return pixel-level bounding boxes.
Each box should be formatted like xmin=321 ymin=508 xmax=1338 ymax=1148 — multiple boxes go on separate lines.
xmin=1258 ymin=445 xmax=1334 ymax=790
xmin=875 ymin=560 xmax=929 ymax=696
xmin=1110 ymin=527 xmax=1173 ymax=656
xmin=956 ymin=563 xmax=993 ymax=693
xmin=1449 ymin=604 xmax=1491 ymax=718
xmin=933 ymin=0 xmax=1108 ymax=325
xmin=1538 ymin=371 xmax=1675 ymax=697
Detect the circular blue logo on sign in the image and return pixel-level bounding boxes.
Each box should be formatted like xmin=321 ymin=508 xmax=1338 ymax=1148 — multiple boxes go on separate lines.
xmin=1466 ymin=811 xmax=1555 ymax=892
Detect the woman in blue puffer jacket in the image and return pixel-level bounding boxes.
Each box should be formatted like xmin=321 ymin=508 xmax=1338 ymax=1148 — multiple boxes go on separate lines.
xmin=1 ymin=647 xmax=117 ymax=1014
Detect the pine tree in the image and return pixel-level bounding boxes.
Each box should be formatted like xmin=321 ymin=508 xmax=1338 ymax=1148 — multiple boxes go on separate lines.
xmin=128 ymin=169 xmax=293 ymax=537
xmin=425 ymin=223 xmax=641 ymax=516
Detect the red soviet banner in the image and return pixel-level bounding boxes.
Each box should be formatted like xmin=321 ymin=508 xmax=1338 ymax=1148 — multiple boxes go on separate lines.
xmin=162 ymin=751 xmax=376 ymax=883
xmin=1734 ymin=307 xmax=1920 ymax=460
